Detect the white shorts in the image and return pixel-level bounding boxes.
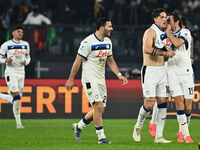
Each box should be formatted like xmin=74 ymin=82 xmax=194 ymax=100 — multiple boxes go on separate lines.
xmin=5 ymin=75 xmax=24 ymax=96
xmin=141 ymin=65 xmax=169 ymax=98
xmin=168 ymin=74 xmax=194 ymax=99
xmin=82 ymin=82 xmax=107 ymax=107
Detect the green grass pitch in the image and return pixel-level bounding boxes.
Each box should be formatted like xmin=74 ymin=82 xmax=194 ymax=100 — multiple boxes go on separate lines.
xmin=0 ymin=119 xmax=199 ymax=150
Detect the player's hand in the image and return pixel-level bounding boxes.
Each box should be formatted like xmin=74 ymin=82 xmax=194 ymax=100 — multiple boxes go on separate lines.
xmin=118 ymin=75 xmax=128 ymax=86
xmin=166 ymin=24 xmax=171 ymax=32
xmin=65 ymin=79 xmax=74 ymax=91
xmin=165 ymin=51 xmax=175 ymax=58
xmin=191 ymin=59 xmax=194 ymax=64
xmin=5 ymin=57 xmax=12 ymax=63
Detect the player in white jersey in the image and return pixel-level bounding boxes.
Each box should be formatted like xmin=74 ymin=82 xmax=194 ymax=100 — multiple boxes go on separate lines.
xmin=65 ymin=17 xmax=128 ymax=144
xmin=166 ymin=10 xmax=194 ymax=143
xmin=0 ymin=25 xmax=31 ymax=129
xmin=132 ymin=8 xmax=175 ymax=143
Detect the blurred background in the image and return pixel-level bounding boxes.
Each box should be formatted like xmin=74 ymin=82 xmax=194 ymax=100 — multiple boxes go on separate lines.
xmin=0 ymin=0 xmax=200 ymax=79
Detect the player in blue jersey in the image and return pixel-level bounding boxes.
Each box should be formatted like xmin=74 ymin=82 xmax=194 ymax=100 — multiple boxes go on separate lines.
xmin=0 ymin=25 xmax=31 ymax=129
xmin=65 ymin=17 xmax=128 ymax=144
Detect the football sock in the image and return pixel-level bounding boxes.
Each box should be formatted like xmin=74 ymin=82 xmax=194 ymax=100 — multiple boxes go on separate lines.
xmin=136 ymin=105 xmax=150 ymax=128
xmin=12 ymin=95 xmax=22 ymax=125
xmin=95 ymin=126 xmax=106 ymax=140
xmin=0 ymin=93 xmax=13 ymax=104
xmin=151 ymin=102 xmax=158 ymax=124
xmin=177 ymin=110 xmax=190 ymax=138
xmin=156 ymin=103 xmax=167 ymax=137
xmin=186 ymin=113 xmax=191 ymax=127
xmin=78 ymin=117 xmax=91 ymax=130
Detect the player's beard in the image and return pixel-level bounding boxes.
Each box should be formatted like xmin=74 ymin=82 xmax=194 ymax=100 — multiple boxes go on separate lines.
xmin=103 ymin=29 xmax=111 ymax=37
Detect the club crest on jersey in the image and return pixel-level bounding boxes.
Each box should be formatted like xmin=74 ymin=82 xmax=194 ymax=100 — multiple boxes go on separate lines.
xmin=96 ymin=50 xmax=108 ymax=58
xmin=13 ymin=50 xmax=25 ymax=55
xmin=106 ymin=44 xmax=110 ymax=49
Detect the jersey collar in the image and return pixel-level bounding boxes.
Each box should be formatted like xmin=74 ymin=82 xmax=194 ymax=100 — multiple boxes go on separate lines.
xmin=153 ymin=23 xmax=165 ymax=32
xmin=12 ymin=39 xmax=21 ymax=44
xmin=94 ymin=33 xmax=104 ymax=42
xmin=172 ymin=28 xmax=182 ymax=34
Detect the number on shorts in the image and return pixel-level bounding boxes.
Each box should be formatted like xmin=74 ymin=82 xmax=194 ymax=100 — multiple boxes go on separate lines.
xmin=165 ymin=86 xmax=170 ymax=93
xmin=188 ymin=87 xmax=194 ymax=95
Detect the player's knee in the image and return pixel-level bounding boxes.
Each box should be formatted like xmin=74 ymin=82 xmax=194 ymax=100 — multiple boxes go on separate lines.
xmin=94 ymin=102 xmax=104 ymax=113
xmin=185 ymin=107 xmax=192 ymax=114
xmin=144 ymin=98 xmax=155 ymax=110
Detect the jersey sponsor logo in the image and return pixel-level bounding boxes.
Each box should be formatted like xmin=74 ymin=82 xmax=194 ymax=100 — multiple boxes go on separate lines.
xmin=96 ymin=50 xmax=108 ymax=58
xmin=165 ymin=38 xmax=171 ymax=46
xmin=13 ymin=50 xmax=25 ymax=55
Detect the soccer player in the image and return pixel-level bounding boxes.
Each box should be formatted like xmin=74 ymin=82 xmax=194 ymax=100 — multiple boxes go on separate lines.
xmin=65 ymin=17 xmax=128 ymax=144
xmin=0 ymin=25 xmax=31 ymax=129
xmin=132 ymin=8 xmax=175 ymax=143
xmin=166 ymin=10 xmax=194 ymax=143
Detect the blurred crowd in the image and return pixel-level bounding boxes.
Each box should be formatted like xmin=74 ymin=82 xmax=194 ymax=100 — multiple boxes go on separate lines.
xmin=1 ymin=0 xmax=200 ymax=27
xmin=1 ymin=0 xmax=200 ymax=60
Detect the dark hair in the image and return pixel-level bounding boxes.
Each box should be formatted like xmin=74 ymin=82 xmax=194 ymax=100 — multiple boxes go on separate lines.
xmin=182 ymin=17 xmax=187 ymax=27
xmin=12 ymin=25 xmax=24 ymax=32
xmin=96 ymin=17 xmax=111 ymax=30
xmin=169 ymin=10 xmax=182 ymax=28
xmin=152 ymin=8 xmax=166 ymax=20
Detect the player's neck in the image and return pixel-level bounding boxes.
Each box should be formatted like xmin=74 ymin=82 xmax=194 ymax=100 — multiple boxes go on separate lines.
xmin=172 ymin=26 xmax=181 ymax=33
xmin=95 ymin=31 xmax=104 ymax=41
xmin=13 ymin=38 xmax=21 ymax=42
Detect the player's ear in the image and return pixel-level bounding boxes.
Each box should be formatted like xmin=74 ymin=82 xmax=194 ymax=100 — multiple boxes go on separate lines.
xmin=100 ymin=26 xmax=104 ymax=30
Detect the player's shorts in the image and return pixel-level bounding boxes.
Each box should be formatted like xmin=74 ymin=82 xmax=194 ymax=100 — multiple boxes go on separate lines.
xmin=141 ymin=65 xmax=169 ymax=98
xmin=168 ymin=73 xmax=194 ymax=99
xmin=5 ymin=75 xmax=24 ymax=96
xmin=82 ymin=82 xmax=107 ymax=107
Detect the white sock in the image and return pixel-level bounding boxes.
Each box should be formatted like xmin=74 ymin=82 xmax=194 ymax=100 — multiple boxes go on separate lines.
xmin=151 ymin=102 xmax=158 ymax=124
xmin=78 ymin=117 xmax=91 ymax=130
xmin=13 ymin=99 xmax=22 ymax=125
xmin=0 ymin=93 xmax=13 ymax=103
xmin=156 ymin=103 xmax=167 ymax=137
xmin=95 ymin=126 xmax=106 ymax=140
xmin=136 ymin=105 xmax=150 ymax=128
xmin=177 ymin=110 xmax=190 ymax=138
xmin=186 ymin=113 xmax=191 ymax=127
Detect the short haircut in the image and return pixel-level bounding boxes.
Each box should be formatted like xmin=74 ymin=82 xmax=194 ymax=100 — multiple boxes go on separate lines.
xmin=169 ymin=10 xmax=182 ymax=28
xmin=12 ymin=25 xmax=24 ymax=32
xmin=96 ymin=17 xmax=111 ymax=30
xmin=152 ymin=8 xmax=166 ymax=20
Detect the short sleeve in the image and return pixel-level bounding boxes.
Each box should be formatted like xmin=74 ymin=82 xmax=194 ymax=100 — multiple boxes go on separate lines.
xmin=108 ymin=41 xmax=113 ymax=57
xmin=77 ymin=40 xmax=91 ymax=59
xmin=0 ymin=43 xmax=7 ymax=56
xmin=26 ymin=42 xmax=30 ymax=55
xmin=179 ymin=29 xmax=191 ymax=43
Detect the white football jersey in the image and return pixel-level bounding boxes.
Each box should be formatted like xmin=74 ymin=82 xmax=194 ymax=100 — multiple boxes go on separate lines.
xmin=167 ymin=28 xmax=193 ymax=74
xmin=151 ymin=23 xmax=168 ymax=48
xmin=0 ymin=39 xmax=30 ymax=77
xmin=77 ymin=33 xmax=112 ymax=85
